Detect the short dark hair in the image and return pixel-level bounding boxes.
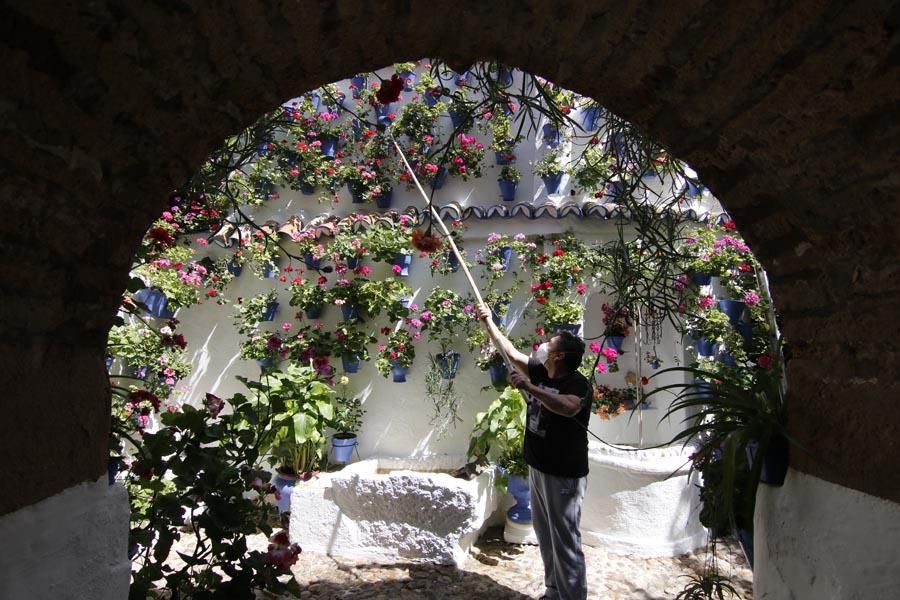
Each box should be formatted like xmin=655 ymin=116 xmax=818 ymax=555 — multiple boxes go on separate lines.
xmin=553 ymin=331 xmax=585 ymax=372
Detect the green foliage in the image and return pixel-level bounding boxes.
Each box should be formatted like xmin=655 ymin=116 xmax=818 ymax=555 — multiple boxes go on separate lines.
xmin=532 ymin=148 xmax=564 ymax=178
xmin=569 ymin=143 xmax=614 ymax=194
xmin=541 ymin=298 xmax=584 ymax=326
xmin=422 ymin=287 xmax=476 ymax=350
xmin=467 ymin=386 xmax=527 ymax=489
xmin=498 ymin=164 xmax=521 ymax=183
xmin=288 ymin=277 xmax=330 ymax=312
xmin=234 ymin=290 xmax=279 ymax=335
xmin=330 ymin=376 xmax=366 ymax=434
xmin=375 ymin=329 xmax=416 ymax=377
xmin=363 ymin=220 xmax=415 ymax=262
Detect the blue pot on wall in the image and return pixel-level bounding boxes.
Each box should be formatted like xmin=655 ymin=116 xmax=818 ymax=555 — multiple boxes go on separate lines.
xmin=345 ymin=255 xmax=362 ymax=270
xmin=340 ymin=303 xmax=359 ymax=320
xmin=719 ymin=299 xmax=746 ymax=326
xmin=497 ymin=246 xmax=513 ymax=271
xmin=331 ymin=434 xmax=358 ymax=464
xmin=375 ymin=189 xmax=394 ymax=208
xmin=303 ymin=254 xmax=322 ymax=270
xmin=274 ymin=472 xmax=299 ymax=513
xmin=305 ymin=304 xmax=324 ymax=319
xmin=605 ymin=335 xmax=625 ymax=352
xmin=133 ymin=288 xmax=175 ymax=319
xmin=737 ymin=322 xmax=754 ymax=341
xmin=375 ymin=103 xmax=393 ymax=126
xmin=488 ymin=362 xmax=508 ymax=388
xmin=542 ymin=124 xmax=560 ymax=148
xmin=391 ymin=362 xmax=409 ymax=383
xmin=498 ymin=179 xmax=518 ymax=201
xmin=321 ymin=136 xmax=338 ymax=158
xmin=449 ymin=109 xmax=466 ymax=129
xmin=341 ymin=354 xmax=361 ymax=373
xmin=350 ymin=75 xmax=367 ymax=98
xmin=455 ymin=70 xmax=470 ymax=86
xmin=553 ymin=323 xmax=581 ymax=336
xmin=497 ymin=68 xmax=514 ymax=88
xmin=495 ymin=150 xmax=514 ymax=165
xmin=542 ymin=171 xmax=564 ymax=194
xmin=424 ymin=93 xmax=440 ymax=107
xmin=309 ymin=93 xmax=321 ymax=112
xmin=262 ymin=259 xmax=280 ymax=278
xmin=226 ymin=258 xmax=243 ymax=277
xmin=506 ymin=475 xmax=532 ymax=523
xmin=262 ymin=300 xmax=279 ymax=322
xmin=431 ymin=166 xmax=448 ymax=190
xmin=394 ymin=253 xmax=412 ymax=277
xmin=691 ymin=272 xmax=712 ymax=286
xmin=256 ymin=357 xmax=278 ymax=372
xmin=399 ymin=71 xmax=416 ymax=92
xmin=746 ymin=434 xmax=790 ymax=486
xmin=582 ymin=106 xmax=601 ymax=131
xmin=435 ymin=351 xmax=461 ymax=380
xmin=447 ymin=251 xmax=460 ymax=272
xmin=491 ymin=299 xmax=512 ymax=326
xmin=695 ymin=337 xmax=718 ymax=357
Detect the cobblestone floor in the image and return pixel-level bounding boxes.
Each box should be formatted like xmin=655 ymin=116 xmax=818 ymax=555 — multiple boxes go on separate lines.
xmin=271 ymin=527 xmax=753 ymax=599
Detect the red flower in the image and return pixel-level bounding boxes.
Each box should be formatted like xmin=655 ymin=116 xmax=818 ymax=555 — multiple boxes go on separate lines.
xmin=411 ymin=228 xmax=443 ymax=253
xmin=130 ymin=389 xmax=160 ymax=411
xmin=375 ymin=74 xmax=404 ymax=105
xmin=723 ymin=219 xmax=737 ymax=231
xmin=205 ymin=393 xmax=225 ymax=417
xmin=147 ymin=227 xmax=174 ymax=248
xmin=173 ymin=334 xmax=187 ymax=350
xmin=757 ymin=353 xmax=775 ymax=369
xmin=553 ymin=249 xmax=566 ymax=257
xmin=536 ymin=295 xmax=547 ymax=305
xmin=317 ymin=276 xmax=328 ymax=286
xmin=641 ymin=376 xmax=649 ymax=386
xmin=206 ymin=289 xmax=218 ymax=298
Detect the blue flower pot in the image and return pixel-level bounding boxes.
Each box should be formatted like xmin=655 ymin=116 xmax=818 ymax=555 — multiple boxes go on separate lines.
xmin=133 ymin=288 xmax=175 ymax=319
xmin=693 ymin=381 xmax=715 ymax=399
xmin=498 ymin=246 xmax=513 ymax=271
xmin=498 ymin=179 xmax=518 ymax=201
xmin=226 ymin=258 xmax=243 ymax=277
xmin=737 ymin=322 xmax=754 ymax=341
xmin=431 ymin=167 xmax=448 ymax=190
xmin=582 ymin=106 xmax=601 ymax=131
xmin=341 ymin=354 xmax=360 ymax=373
xmin=491 ymin=299 xmax=512 ymax=326
xmin=391 ymin=362 xmax=409 ymax=383
xmin=497 ymin=68 xmax=513 ymax=87
xmin=495 ymin=150 xmax=514 ymax=165
xmin=350 ymin=75 xmax=367 ymax=98
xmin=303 ymin=254 xmax=322 ymax=270
xmin=719 ymin=351 xmax=737 ymax=366
xmin=345 ymin=255 xmax=362 ymax=270
xmin=455 ymin=71 xmax=469 ymax=86
xmin=553 ymin=323 xmax=581 ymax=335
xmin=488 ymin=362 xmax=508 ymax=388
xmin=435 ymin=351 xmax=461 ymax=380
xmin=104 ymin=356 xmax=114 ymax=371
xmin=375 ymin=103 xmax=393 ymax=126
xmin=695 ymin=337 xmax=718 ymax=357
xmin=424 ymin=93 xmax=439 ymax=107
xmin=257 ymin=357 xmax=277 ymax=371
xmin=447 ymin=251 xmax=460 ymax=272
xmin=309 ymin=93 xmax=321 ymax=112
xmin=605 ymin=335 xmax=625 ymax=352
xmin=305 ymin=304 xmax=324 ymax=319
xmin=331 ymin=434 xmax=358 ymax=464
xmin=321 ymin=136 xmax=338 ymax=158
xmin=506 ymin=475 xmax=532 ymax=523
xmin=691 ymin=272 xmax=712 ymax=286
xmin=262 ymin=300 xmax=279 ymax=322
xmin=449 ymin=109 xmax=466 ymax=129
xmin=747 ymin=435 xmax=790 ymax=486
xmin=262 ymin=258 xmax=280 ymax=278
xmin=399 ymin=71 xmax=416 ymax=92
xmin=394 ymin=253 xmax=412 ymax=277
xmin=542 ymin=171 xmax=564 ymax=194
xmin=350 ymin=190 xmax=365 ymax=204
xmin=375 ymin=189 xmax=394 ymax=208
xmin=718 ymin=299 xmax=746 ymax=326
xmin=340 ymin=303 xmax=359 ymax=320
xmin=542 ymin=124 xmax=560 ymax=148
xmin=274 ymin=472 xmax=298 ymax=513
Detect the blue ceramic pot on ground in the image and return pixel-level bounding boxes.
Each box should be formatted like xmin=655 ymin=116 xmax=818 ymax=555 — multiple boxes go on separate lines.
xmin=435 ymin=351 xmax=461 ymax=380
xmin=393 ymin=253 xmax=412 ymax=277
xmin=262 ymin=300 xmax=279 ymax=322
xmin=506 ymin=475 xmax=532 ymax=523
xmin=274 ymin=472 xmax=299 ymax=513
xmin=341 ymin=354 xmax=360 ymax=373
xmin=542 ymin=171 xmax=564 ymax=194
xmin=331 ymin=434 xmax=358 ymax=464
xmin=498 ymin=179 xmax=518 ymax=201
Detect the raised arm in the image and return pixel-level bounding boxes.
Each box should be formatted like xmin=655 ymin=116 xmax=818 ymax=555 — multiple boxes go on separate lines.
xmin=475 ymin=303 xmax=529 ymax=374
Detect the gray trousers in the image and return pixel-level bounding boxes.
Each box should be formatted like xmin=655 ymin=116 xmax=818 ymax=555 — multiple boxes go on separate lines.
xmin=529 ymin=466 xmax=588 ymax=600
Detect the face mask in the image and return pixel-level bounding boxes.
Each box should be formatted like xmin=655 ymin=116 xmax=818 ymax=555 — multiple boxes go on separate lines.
xmin=534 ymin=342 xmax=551 ymax=365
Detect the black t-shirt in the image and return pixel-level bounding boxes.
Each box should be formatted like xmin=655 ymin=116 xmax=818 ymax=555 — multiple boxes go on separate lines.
xmin=524 ymin=358 xmax=592 ymax=478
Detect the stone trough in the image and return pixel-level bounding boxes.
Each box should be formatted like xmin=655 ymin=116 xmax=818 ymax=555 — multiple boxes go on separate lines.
xmin=289 ymin=457 xmax=500 ymax=566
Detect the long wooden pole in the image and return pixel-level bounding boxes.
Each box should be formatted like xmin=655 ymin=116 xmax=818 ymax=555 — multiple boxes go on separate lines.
xmin=388 ymin=134 xmax=517 ymax=372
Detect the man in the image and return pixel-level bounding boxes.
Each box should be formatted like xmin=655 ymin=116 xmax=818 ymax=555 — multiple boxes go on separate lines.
xmin=476 ymin=304 xmax=591 ymax=600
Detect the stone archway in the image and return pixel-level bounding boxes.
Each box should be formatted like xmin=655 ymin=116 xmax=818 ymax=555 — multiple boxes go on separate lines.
xmin=2 ymin=0 xmax=899 ymax=595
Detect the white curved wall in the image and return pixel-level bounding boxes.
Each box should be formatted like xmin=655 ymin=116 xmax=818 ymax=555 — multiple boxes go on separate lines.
xmin=754 ymin=469 xmax=900 ymax=600
xmin=0 ymin=477 xmax=130 ymax=600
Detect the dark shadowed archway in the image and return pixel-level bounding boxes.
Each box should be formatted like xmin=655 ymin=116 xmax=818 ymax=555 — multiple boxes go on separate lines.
xmin=2 ymin=0 xmax=898 ymax=520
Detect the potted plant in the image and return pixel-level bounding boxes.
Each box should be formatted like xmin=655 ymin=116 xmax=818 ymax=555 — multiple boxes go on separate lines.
xmin=107 ymin=321 xmax=190 ymax=398
xmin=375 ymin=328 xmax=416 ymax=382
xmin=414 ymin=70 xmax=446 ymax=107
xmin=331 ymin=324 xmax=375 ymax=373
xmin=329 ymin=375 xmax=365 ymax=464
xmin=354 ymin=278 xmax=413 ymax=322
xmin=288 ymin=276 xmax=331 ymax=319
xmin=488 ymin=111 xmax=519 ymax=165
xmin=245 ymin=365 xmax=336 ymax=513
xmin=394 ymin=100 xmax=442 ymax=142
xmin=393 ymin=61 xmax=418 ymax=91
xmin=421 ymin=287 xmax=476 ymax=378
xmin=290 ymin=230 xmax=328 ymax=270
xmin=601 ymin=302 xmax=632 ymax=351
xmin=445 ymin=132 xmax=485 ymax=181
xmin=234 ymin=290 xmax=280 ymax=335
xmin=497 ymin=164 xmax=521 ymax=201
xmin=533 ymin=149 xmax=565 ymax=194
xmin=329 ymin=228 xmax=369 ymax=269
xmin=362 ymin=218 xmax=415 ymax=272
xmin=239 ymin=332 xmax=287 ymax=372
xmin=447 ymin=89 xmax=475 ymax=131
xmin=590 ymin=384 xmax=631 ymax=420
xmin=467 ymin=386 xmax=526 ymax=496
xmin=569 ymin=142 xmax=614 ymax=196
xmin=541 ymin=298 xmax=584 ymax=334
